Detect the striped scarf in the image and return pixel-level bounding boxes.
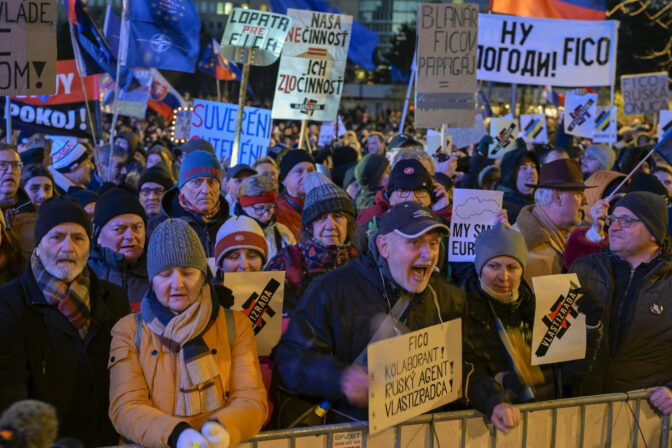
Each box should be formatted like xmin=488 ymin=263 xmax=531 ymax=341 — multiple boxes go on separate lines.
xmin=31 ymin=252 xmax=91 ymax=339
xmin=140 ymin=285 xmax=223 ymax=417
xmin=178 ymin=193 xmax=221 ymax=224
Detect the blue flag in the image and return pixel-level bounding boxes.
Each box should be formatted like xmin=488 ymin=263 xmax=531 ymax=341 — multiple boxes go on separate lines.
xmin=64 ymin=0 xmax=117 ymax=76
xmin=390 ymin=64 xmax=409 ymax=83
xmin=127 ymin=0 xmax=201 ymax=73
xmin=269 ymin=0 xmax=378 ymax=71
xmin=655 ymin=126 xmax=672 ymax=166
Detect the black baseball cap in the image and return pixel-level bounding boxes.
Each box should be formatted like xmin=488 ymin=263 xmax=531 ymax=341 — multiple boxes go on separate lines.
xmin=389 ymin=133 xmax=420 ymax=150
xmin=225 ymin=164 xmax=256 ymax=181
xmin=378 ymin=202 xmax=449 ymax=238
xmin=388 ymin=159 xmax=433 ymax=193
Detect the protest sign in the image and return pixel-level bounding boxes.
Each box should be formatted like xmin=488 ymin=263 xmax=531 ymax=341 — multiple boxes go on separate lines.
xmin=621 ymin=72 xmax=669 ymax=116
xmin=448 ymin=189 xmax=503 ymax=262
xmin=368 ymin=319 xmax=462 ymax=434
xmin=660 ymin=110 xmax=672 ymax=143
xmin=531 ymin=274 xmax=586 ymax=365
xmin=426 ymin=129 xmax=452 ymax=156
xmin=172 ymin=108 xmax=193 ymax=142
xmin=0 ymin=1 xmax=57 ymax=96
xmin=225 ymin=271 xmax=285 ymax=357
xmin=317 ymin=116 xmax=346 ymax=146
xmin=563 ymin=92 xmax=597 ymax=138
xmin=593 ymin=106 xmax=617 ymax=144
xmin=477 ymin=14 xmax=617 ymax=87
xmin=445 ymin=113 xmax=487 ymax=149
xmin=272 ymin=9 xmax=352 ymax=122
xmin=520 ymin=114 xmax=548 ymax=144
xmin=220 ymin=8 xmax=291 ymax=66
xmin=415 ymin=3 xmax=479 ymax=129
xmin=13 ymin=60 xmax=98 ymax=105
xmin=488 ymin=117 xmax=520 ymax=158
xmin=99 ymin=69 xmax=153 ymax=118
xmin=189 ymin=98 xmax=272 ymax=165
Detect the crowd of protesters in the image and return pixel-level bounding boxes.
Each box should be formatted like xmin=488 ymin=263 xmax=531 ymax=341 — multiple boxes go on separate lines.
xmin=1 ymin=105 xmax=672 ymax=447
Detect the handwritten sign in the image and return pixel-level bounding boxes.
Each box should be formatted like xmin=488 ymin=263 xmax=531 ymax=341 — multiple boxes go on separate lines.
xmin=368 ymin=320 xmax=461 ymax=434
xmin=592 ymin=106 xmax=617 ymax=144
xmin=520 ymin=114 xmax=548 ymax=144
xmin=563 ymin=92 xmax=596 ymax=138
xmin=189 ymin=98 xmax=272 ymax=165
xmin=531 ymin=274 xmax=586 ymax=365
xmin=415 ymin=3 xmax=478 ymax=128
xmin=621 ymin=72 xmax=669 ymax=116
xmin=225 ymin=271 xmax=285 ymax=357
xmin=0 ymin=1 xmax=57 ymax=96
xmin=488 ymin=117 xmax=520 ymax=158
xmin=220 ymin=8 xmax=291 ymax=66
xmin=448 ymin=188 xmax=503 ymax=262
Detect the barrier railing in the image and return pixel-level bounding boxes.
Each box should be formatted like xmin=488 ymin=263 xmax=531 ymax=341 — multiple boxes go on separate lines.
xmin=238 ymin=391 xmax=671 ymax=448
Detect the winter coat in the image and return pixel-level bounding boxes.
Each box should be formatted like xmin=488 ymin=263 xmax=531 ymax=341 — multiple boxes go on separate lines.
xmin=275 ymin=193 xmax=303 ymax=240
xmin=563 ymin=226 xmax=609 ymax=269
xmin=0 ymin=266 xmax=130 ymax=447
xmin=274 ymin=248 xmax=466 ymax=422
xmin=88 ymin=245 xmax=150 ymax=312
xmin=108 ymin=294 xmax=268 ymax=448
xmin=569 ymin=246 xmax=672 ymax=395
xmin=2 ymin=188 xmax=37 ymax=258
xmin=147 ymin=186 xmax=230 ymax=259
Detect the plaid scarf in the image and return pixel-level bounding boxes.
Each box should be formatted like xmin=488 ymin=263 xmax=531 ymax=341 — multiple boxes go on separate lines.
xmin=31 ymin=252 xmax=91 ymax=339
xmin=178 ymin=193 xmax=221 ymax=223
xmin=140 ymin=285 xmax=223 ymax=417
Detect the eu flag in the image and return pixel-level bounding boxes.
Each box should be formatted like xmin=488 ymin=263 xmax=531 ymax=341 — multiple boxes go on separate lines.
xmin=127 ymin=0 xmax=201 ymax=73
xmin=198 ymin=37 xmax=237 ymax=81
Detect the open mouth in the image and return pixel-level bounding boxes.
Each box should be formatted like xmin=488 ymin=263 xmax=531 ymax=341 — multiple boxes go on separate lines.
xmin=411 ymin=265 xmax=430 ymax=281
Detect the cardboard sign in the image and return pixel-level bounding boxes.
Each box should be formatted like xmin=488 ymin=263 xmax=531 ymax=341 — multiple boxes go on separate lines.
xmin=477 ymin=14 xmax=617 ymax=87
xmin=448 ymin=189 xmax=503 ymax=262
xmin=592 ymin=106 xmax=617 ymax=144
xmin=13 ymin=60 xmax=99 ymax=105
xmin=488 ymin=117 xmax=520 ymax=158
xmin=189 ymin=98 xmax=272 ymax=165
xmin=0 ymin=1 xmax=57 ymax=96
xmin=225 ymin=271 xmax=285 ymax=357
xmin=271 ymin=9 xmax=352 ymax=122
xmin=444 ymin=113 xmax=487 ymax=149
xmin=220 ymin=8 xmax=291 ymax=66
xmin=426 ymin=129 xmax=452 ymax=156
xmin=415 ymin=3 xmax=479 ymax=128
xmin=660 ymin=110 xmax=672 ymax=143
xmin=621 ymin=72 xmax=669 ymax=116
xmin=99 ymin=69 xmax=154 ymax=118
xmin=520 ymin=114 xmax=548 ymax=144
xmin=531 ymin=274 xmax=586 ymax=365
xmin=368 ymin=319 xmax=462 ymax=434
xmin=563 ymin=93 xmax=597 ymax=138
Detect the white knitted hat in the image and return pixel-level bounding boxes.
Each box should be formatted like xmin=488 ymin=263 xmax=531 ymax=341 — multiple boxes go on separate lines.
xmin=48 ymin=136 xmax=89 ymax=171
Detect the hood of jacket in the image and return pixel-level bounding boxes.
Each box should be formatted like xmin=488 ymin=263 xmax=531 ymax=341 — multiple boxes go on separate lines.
xmin=498 ymin=148 xmax=539 ymax=192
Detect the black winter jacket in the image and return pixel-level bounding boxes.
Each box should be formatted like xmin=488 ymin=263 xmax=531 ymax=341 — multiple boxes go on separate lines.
xmin=0 ymin=266 xmax=130 ymax=446
xmin=88 ymin=245 xmax=149 ymax=311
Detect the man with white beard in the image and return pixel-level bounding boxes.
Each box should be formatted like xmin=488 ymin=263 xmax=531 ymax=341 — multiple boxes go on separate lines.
xmin=0 ymin=196 xmax=129 ymax=446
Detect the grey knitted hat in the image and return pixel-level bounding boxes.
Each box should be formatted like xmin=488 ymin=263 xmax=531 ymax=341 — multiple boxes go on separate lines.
xmin=301 ymin=172 xmax=355 ymax=228
xmin=147 ymin=218 xmax=207 ymax=279
xmin=474 ymin=223 xmax=528 ymax=276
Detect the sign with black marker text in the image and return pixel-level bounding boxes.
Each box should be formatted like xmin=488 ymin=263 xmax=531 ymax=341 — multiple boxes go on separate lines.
xmin=621 ymin=72 xmax=669 ymax=116
xmin=220 ymin=8 xmax=291 ymax=66
xmin=448 ymin=188 xmax=503 ymax=262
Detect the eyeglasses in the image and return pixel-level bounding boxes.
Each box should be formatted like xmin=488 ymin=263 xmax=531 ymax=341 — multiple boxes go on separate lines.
xmin=605 ymin=215 xmax=642 ymax=228
xmin=251 ymin=204 xmax=276 ymax=215
xmin=0 ymin=161 xmax=22 ymax=172
xmin=139 ymin=187 xmax=166 ymax=197
xmin=396 ymin=189 xmax=429 ymax=200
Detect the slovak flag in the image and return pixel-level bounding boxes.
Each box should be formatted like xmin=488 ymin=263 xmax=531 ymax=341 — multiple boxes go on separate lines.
xmin=490 ymin=0 xmax=606 ymax=20
xmin=147 ymin=69 xmax=186 ymax=120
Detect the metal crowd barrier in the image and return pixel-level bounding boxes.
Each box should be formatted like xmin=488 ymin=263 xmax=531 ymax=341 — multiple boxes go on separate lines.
xmin=238 ymin=391 xmax=671 ymax=448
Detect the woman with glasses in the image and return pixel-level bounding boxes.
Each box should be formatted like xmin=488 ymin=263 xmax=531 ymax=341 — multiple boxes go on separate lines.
xmin=234 ymin=175 xmax=295 ymax=260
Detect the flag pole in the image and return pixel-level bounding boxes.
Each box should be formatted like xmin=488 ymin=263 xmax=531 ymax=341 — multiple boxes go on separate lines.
xmin=231 ymin=48 xmax=252 ymax=168
xmin=216 ymin=79 xmax=222 ymax=102
xmin=108 ymin=0 xmax=130 ymax=181
xmin=399 ymin=51 xmax=416 ymax=135
xmin=299 ymin=119 xmax=307 ymax=150
xmin=4 ymin=97 xmax=10 ymax=143
xmin=69 ymin=22 xmax=98 ymax=144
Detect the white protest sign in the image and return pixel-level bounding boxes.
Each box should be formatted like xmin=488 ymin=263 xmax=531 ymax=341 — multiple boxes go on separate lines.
xmin=426 ymin=129 xmax=452 ymax=156
xmin=531 ymin=274 xmax=586 ymax=365
xmin=660 ymin=110 xmax=672 ymax=143
xmin=592 ymin=106 xmax=617 ymax=144
xmin=220 ymin=8 xmax=292 ymax=66
xmin=445 ymin=113 xmax=487 ymax=149
xmin=477 ymin=14 xmax=617 ymax=87
xmin=271 ymin=9 xmax=352 ymax=122
xmin=318 ymin=122 xmax=335 ymax=146
xmin=564 ymin=93 xmax=597 ymax=138
xmin=448 ymin=189 xmax=503 ymax=262
xmin=488 ymin=117 xmax=520 ymax=158
xmin=368 ymin=319 xmax=462 ymax=434
xmin=621 ymin=72 xmax=669 ymax=116
xmin=225 ymin=271 xmax=285 ymax=357
xmin=189 ymin=98 xmax=272 ymax=165
xmin=415 ymin=3 xmax=479 ymax=128
xmin=520 ymin=114 xmax=548 ymax=144
xmin=0 ymin=1 xmax=57 ymax=96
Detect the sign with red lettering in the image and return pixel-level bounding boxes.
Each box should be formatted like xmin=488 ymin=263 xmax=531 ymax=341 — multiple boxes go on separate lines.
xmin=220 ymin=8 xmax=291 ymax=66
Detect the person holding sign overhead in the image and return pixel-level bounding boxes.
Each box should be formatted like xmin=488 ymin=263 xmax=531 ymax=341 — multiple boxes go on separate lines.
xmin=462 ymin=223 xmax=603 ymax=434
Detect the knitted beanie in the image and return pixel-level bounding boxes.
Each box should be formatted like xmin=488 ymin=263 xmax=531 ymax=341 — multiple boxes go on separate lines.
xmin=279 ymin=149 xmax=315 ymax=182
xmin=354 ymin=154 xmax=389 ymax=190
xmin=214 ymin=215 xmax=268 ymax=268
xmin=93 ymin=188 xmax=147 ymax=238
xmin=138 ymin=163 xmax=175 ymax=190
xmin=474 ymin=223 xmax=528 ymax=276
xmin=49 ymin=136 xmax=89 ymax=172
xmin=35 ymin=196 xmax=92 ymax=243
xmin=147 ymin=218 xmax=207 ymax=279
xmin=614 ymin=191 xmax=668 ymax=244
xmin=585 ymin=144 xmax=616 ymax=171
xmin=301 ymin=172 xmax=355 ymax=228
xmin=178 ymin=150 xmax=222 ymax=188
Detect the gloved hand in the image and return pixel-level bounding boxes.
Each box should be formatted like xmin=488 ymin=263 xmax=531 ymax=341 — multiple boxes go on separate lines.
xmin=575 ymin=291 xmax=604 ymax=327
xmin=201 ymin=422 xmax=230 ymax=448
xmin=177 ymin=428 xmax=209 ymax=448
xmin=477 ymin=135 xmax=494 ymax=156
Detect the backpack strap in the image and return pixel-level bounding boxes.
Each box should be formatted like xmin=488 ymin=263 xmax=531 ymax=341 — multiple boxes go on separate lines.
xmin=223 ymin=308 xmax=236 ymax=354
xmin=134 ymin=313 xmax=142 ymax=352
